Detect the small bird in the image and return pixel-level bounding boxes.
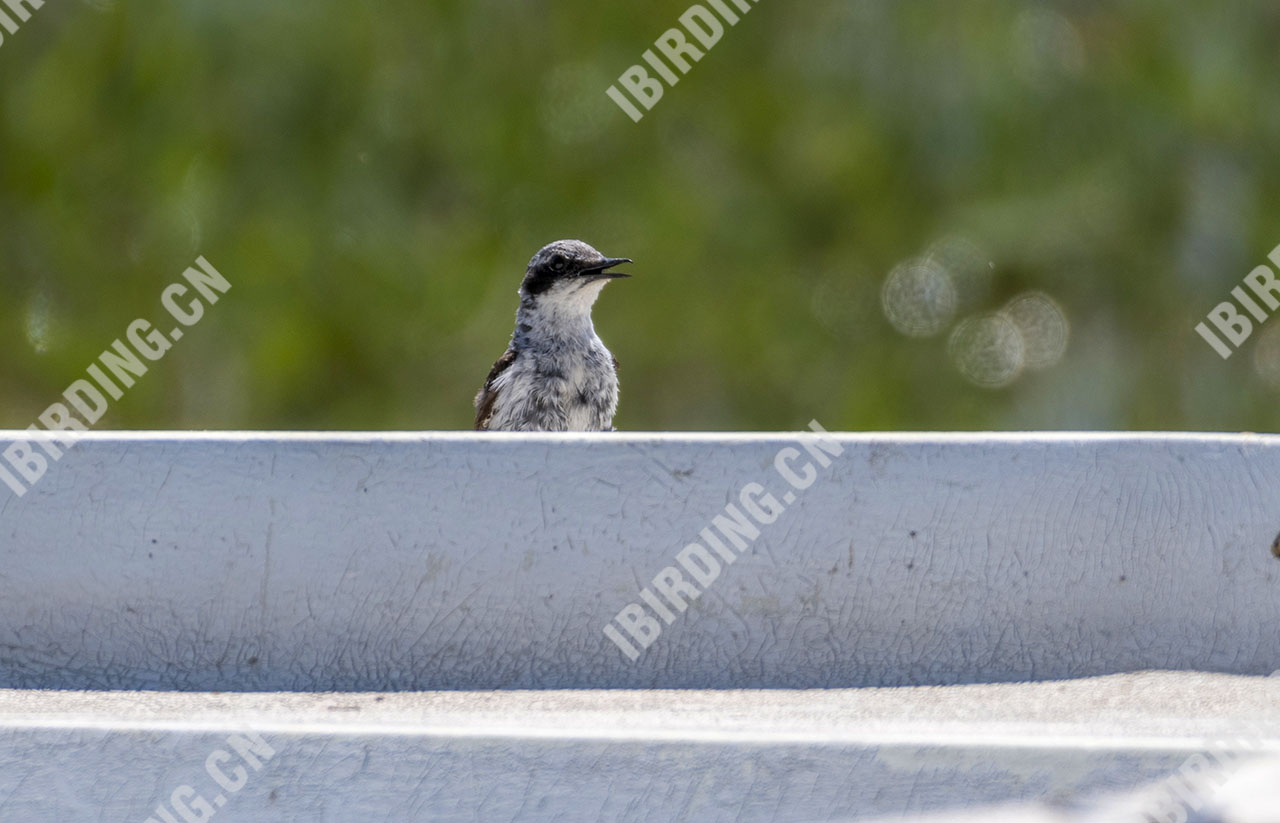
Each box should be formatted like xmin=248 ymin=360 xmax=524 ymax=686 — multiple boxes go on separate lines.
xmin=475 ymin=239 xmax=632 ymax=432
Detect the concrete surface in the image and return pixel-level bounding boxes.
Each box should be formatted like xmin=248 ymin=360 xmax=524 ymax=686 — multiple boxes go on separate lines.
xmin=876 ymin=755 xmax=1280 ymax=823
xmin=0 ymin=672 xmax=1276 ymax=822
xmin=0 ymin=432 xmax=1278 ymax=691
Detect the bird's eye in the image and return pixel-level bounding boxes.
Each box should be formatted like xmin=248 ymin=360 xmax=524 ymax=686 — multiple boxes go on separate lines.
xmin=549 ymin=254 xmax=568 ymax=272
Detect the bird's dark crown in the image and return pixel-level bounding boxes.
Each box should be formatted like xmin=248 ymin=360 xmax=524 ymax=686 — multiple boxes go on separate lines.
xmin=521 ymin=239 xmax=631 ymax=297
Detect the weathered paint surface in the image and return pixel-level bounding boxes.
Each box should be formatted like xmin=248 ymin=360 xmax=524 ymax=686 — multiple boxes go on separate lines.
xmin=0 ymin=673 xmax=1275 ymax=821
xmin=1 ymin=433 xmax=1279 ymax=820
xmin=0 ymin=432 xmax=1277 ymax=691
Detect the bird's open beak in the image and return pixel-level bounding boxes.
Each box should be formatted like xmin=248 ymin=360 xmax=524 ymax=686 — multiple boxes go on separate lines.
xmin=579 ymin=257 xmax=633 ymax=280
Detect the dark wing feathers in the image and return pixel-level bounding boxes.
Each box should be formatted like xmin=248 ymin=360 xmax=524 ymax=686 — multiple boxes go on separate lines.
xmin=474 ymin=349 xmax=517 ymax=431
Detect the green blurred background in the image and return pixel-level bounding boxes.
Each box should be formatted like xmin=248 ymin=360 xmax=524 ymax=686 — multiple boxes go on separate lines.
xmin=2 ymin=0 xmax=1279 ymax=432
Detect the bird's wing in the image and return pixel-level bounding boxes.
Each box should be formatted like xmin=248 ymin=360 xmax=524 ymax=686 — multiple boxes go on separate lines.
xmin=474 ymin=348 xmax=517 ymax=431
xmin=610 ymin=354 xmax=621 ymax=432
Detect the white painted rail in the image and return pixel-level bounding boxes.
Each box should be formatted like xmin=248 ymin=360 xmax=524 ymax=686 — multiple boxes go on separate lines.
xmin=0 ymin=673 xmax=1276 ymax=821
xmin=0 ymin=431 xmax=1277 ymax=691
xmin=2 ymin=432 xmax=1279 ymax=821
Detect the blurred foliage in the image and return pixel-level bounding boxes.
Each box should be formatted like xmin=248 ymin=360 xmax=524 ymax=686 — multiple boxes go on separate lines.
xmin=1 ymin=0 xmax=1279 ymax=431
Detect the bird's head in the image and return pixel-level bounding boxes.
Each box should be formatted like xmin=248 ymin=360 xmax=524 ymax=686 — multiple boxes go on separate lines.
xmin=519 ymin=240 xmax=632 ymax=310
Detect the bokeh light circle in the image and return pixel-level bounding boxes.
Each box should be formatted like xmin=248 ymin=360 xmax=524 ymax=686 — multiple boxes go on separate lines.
xmin=881 ymin=258 xmax=957 ymax=338
xmin=926 ymin=236 xmax=992 ymax=311
xmin=948 ymin=313 xmax=1025 ymax=388
xmin=24 ymin=290 xmax=54 ymax=355
xmin=1003 ymin=291 xmax=1069 ymax=370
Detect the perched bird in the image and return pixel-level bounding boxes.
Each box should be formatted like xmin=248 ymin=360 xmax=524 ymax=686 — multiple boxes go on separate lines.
xmin=475 ymin=240 xmax=632 ymax=431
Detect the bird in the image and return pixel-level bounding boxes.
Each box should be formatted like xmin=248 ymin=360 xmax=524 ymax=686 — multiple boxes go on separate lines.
xmin=475 ymin=239 xmax=632 ymax=432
